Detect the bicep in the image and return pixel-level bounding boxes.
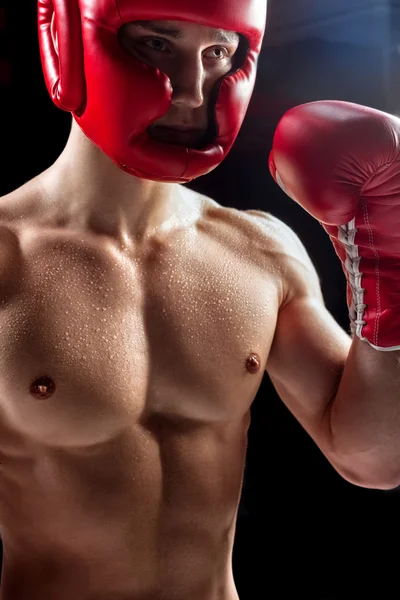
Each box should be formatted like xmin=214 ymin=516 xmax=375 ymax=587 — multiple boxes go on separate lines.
xmin=266 ymin=292 xmax=351 ymax=452
xmin=251 ymin=211 xmax=352 ymax=454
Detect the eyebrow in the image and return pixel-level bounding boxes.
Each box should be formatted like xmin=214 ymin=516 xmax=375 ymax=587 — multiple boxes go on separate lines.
xmin=134 ymin=21 xmax=239 ymax=45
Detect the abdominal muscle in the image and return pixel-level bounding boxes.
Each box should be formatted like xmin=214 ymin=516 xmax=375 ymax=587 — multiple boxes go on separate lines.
xmin=0 ymin=415 xmax=247 ymax=600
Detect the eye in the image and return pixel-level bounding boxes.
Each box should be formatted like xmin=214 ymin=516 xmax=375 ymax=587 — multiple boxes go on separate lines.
xmin=142 ymin=37 xmax=169 ymax=52
xmin=204 ymin=46 xmax=231 ymax=60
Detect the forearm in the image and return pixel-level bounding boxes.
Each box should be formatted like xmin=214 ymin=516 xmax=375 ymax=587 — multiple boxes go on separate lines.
xmin=328 ymin=337 xmax=400 ymax=488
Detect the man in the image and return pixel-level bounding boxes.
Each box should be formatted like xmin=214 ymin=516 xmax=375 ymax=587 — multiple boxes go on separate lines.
xmin=0 ymin=0 xmax=399 ymax=598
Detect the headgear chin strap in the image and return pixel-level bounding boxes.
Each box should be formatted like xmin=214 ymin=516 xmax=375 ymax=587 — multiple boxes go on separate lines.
xmin=38 ymin=0 xmax=267 ymax=183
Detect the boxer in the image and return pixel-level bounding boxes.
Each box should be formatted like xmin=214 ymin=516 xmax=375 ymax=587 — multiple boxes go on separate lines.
xmin=0 ymin=0 xmax=398 ymax=598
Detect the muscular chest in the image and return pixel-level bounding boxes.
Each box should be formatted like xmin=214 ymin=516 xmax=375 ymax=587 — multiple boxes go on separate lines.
xmin=0 ymin=228 xmax=277 ymax=446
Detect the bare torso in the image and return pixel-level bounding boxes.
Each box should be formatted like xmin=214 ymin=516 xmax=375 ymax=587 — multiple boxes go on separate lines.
xmin=0 ymin=182 xmax=283 ymax=600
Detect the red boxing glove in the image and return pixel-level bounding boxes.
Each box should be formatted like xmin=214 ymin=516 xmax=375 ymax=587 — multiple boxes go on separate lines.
xmin=269 ymin=100 xmax=400 ymax=351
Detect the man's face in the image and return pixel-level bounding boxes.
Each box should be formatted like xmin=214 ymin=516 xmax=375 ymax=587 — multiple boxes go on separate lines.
xmin=119 ymin=20 xmax=241 ymax=148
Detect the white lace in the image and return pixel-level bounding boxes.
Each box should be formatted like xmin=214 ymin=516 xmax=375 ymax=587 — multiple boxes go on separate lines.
xmin=337 ymin=218 xmax=367 ymax=338
xmin=274 ymin=168 xmax=399 ymax=350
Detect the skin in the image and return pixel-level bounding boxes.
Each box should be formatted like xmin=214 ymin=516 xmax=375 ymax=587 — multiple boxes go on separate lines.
xmin=119 ymin=20 xmax=242 ymax=149
xmin=0 ymin=16 xmax=398 ymax=600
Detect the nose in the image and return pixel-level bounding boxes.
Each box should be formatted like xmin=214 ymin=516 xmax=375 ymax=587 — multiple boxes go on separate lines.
xmin=170 ymin=54 xmax=206 ymax=109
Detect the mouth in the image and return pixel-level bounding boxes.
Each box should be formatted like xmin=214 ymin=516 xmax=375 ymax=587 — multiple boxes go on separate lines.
xmin=147 ymin=125 xmax=206 ymax=147
xmin=163 ymin=125 xmax=202 ymax=131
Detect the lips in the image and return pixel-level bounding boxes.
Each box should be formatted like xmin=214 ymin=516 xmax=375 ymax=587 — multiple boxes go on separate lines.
xmin=148 ymin=125 xmax=205 ymax=146
xmin=160 ymin=125 xmax=202 ymax=132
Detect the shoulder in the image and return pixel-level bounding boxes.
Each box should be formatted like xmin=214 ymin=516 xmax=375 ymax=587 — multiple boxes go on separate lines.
xmin=184 ymin=189 xmax=322 ymax=306
xmin=242 ymin=209 xmax=324 ymax=307
xmin=0 ymin=178 xmax=42 ymax=224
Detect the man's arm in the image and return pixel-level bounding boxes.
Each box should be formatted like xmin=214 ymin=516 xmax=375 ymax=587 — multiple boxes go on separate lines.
xmin=267 ymin=100 xmax=400 ymax=490
xmin=265 ymin=225 xmax=400 ymax=490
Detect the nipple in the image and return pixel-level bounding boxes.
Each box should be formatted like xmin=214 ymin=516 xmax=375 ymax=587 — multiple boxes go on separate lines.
xmin=245 ymin=353 xmax=261 ymax=374
xmin=29 ymin=376 xmax=56 ymax=400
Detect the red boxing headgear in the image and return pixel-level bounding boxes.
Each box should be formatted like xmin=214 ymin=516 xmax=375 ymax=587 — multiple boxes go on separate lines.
xmin=38 ymin=0 xmax=267 ymax=183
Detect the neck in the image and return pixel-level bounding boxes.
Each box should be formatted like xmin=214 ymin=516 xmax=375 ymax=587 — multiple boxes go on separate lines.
xmin=39 ymin=118 xmax=189 ymax=244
